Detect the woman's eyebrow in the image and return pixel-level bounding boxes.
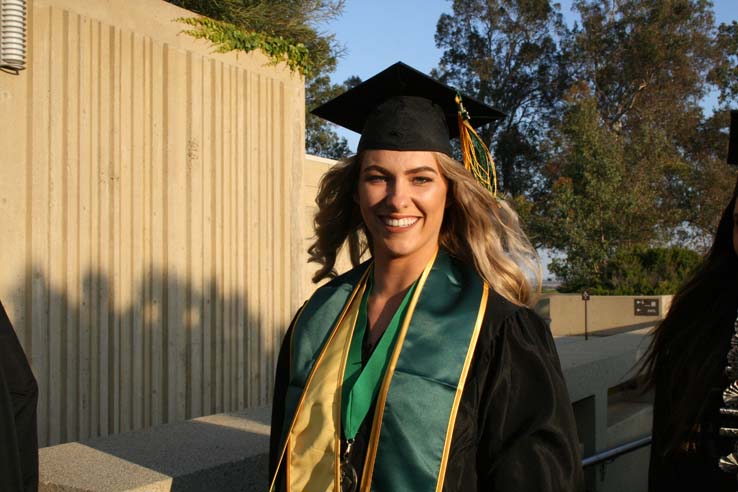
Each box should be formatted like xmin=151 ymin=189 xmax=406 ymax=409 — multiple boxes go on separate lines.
xmin=362 ymin=164 xmax=388 ymax=174
xmin=361 ymin=164 xmax=438 ymax=175
xmin=405 ymin=166 xmax=439 ymax=175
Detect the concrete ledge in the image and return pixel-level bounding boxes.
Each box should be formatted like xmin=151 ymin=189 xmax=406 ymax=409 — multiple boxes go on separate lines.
xmin=40 ymin=408 xmax=271 ymax=492
xmin=556 ymin=329 xmax=649 ymax=403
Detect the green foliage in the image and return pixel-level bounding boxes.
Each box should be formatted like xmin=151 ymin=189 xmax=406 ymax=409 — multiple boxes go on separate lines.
xmin=494 ymin=0 xmax=736 ymax=290
xmin=710 ymin=21 xmax=738 ymax=106
xmin=168 ymin=0 xmax=344 ymax=73
xmin=558 ymin=246 xmax=702 ymax=295
xmin=531 ymin=89 xmax=715 ymax=291
xmin=536 ymin=95 xmax=629 ymax=288
xmin=680 ymin=110 xmax=738 ymax=245
xmin=568 ymin=0 xmax=717 ymax=132
xmin=438 ymin=0 xmax=735 ymax=258
xmin=558 ymin=0 xmax=735 ymax=247
xmin=177 ymin=17 xmax=311 ymax=74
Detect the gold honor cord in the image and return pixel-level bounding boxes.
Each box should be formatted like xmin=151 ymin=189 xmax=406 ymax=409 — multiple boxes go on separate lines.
xmin=268 ymin=269 xmax=371 ymax=492
xmin=455 ymin=93 xmax=499 ymax=200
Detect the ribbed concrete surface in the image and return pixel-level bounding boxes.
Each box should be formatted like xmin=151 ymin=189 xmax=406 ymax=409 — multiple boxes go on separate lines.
xmin=0 ymin=0 xmax=306 ymax=448
xmin=39 ymin=406 xmax=271 ymax=492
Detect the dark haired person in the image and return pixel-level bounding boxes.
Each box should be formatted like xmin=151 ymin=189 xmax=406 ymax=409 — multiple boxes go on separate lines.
xmin=0 ymin=299 xmax=39 ymax=492
xmin=643 ymin=110 xmax=738 ymax=491
xmin=268 ymin=63 xmax=583 ymax=492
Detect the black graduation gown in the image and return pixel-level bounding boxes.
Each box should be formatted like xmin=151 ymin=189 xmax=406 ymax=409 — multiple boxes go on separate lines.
xmin=269 ymin=289 xmax=584 ymax=492
xmin=0 ymin=300 xmax=39 ymax=492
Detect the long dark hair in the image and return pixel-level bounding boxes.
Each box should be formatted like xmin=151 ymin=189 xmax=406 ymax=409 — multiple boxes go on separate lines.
xmin=640 ymin=175 xmax=738 ymax=450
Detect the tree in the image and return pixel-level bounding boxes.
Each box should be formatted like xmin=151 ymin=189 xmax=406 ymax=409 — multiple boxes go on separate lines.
xmin=708 ymin=20 xmax=738 ymax=107
xmin=597 ymin=246 xmax=702 ymax=295
xmin=563 ymin=0 xmax=735 ymax=247
xmin=534 ymin=92 xmax=629 ymax=289
xmin=531 ymin=84 xmax=715 ymax=290
xmin=528 ymin=0 xmax=735 ymax=287
xmin=436 ymin=0 xmax=735 ymax=291
xmin=567 ymin=0 xmax=717 ymax=135
xmin=166 ymin=0 xmax=351 ymax=159
xmin=678 ymin=109 xmax=737 ymax=246
xmin=434 ymin=0 xmax=571 ymax=196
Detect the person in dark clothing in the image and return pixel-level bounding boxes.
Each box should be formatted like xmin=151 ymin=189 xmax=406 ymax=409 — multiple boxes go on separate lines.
xmin=641 ymin=110 xmax=738 ymax=492
xmin=268 ymin=63 xmax=584 ymax=492
xmin=0 ymin=299 xmax=39 ymax=492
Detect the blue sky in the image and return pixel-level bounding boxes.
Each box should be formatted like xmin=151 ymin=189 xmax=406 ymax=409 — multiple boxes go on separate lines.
xmin=322 ymin=0 xmax=738 ymax=151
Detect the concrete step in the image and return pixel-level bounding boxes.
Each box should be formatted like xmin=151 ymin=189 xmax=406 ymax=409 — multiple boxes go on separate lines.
xmin=39 ymin=407 xmax=271 ymax=492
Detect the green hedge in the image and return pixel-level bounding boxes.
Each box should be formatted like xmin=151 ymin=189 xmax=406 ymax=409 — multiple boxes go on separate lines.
xmin=558 ymin=246 xmax=702 ymax=295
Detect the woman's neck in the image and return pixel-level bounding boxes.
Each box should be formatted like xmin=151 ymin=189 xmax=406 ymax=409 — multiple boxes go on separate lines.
xmin=372 ymin=249 xmax=436 ymax=299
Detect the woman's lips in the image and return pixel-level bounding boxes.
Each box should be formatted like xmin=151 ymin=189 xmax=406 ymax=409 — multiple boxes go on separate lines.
xmin=379 ymin=216 xmax=419 ymax=229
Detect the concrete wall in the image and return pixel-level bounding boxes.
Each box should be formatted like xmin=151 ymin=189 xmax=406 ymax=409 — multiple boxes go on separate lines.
xmin=0 ymin=0 xmax=306 ymax=446
xmin=537 ymin=294 xmax=673 ymax=336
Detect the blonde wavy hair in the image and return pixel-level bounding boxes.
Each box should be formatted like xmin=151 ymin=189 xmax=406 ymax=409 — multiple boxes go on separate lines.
xmin=307 ymin=152 xmax=541 ymax=306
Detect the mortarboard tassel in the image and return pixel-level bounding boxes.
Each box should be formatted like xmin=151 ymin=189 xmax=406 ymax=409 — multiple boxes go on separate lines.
xmin=455 ymin=92 xmax=499 ymax=199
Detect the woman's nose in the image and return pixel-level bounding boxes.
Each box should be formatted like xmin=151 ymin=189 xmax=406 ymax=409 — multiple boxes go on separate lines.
xmin=385 ymin=179 xmax=410 ymax=210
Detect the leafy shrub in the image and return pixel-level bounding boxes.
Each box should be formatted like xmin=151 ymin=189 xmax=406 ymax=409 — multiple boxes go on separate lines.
xmin=558 ymin=246 xmax=702 ymax=295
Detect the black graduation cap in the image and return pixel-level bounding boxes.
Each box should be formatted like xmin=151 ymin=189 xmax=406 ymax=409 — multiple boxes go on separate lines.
xmin=311 ymin=62 xmax=505 ymax=156
xmin=728 ymin=110 xmax=738 ymax=165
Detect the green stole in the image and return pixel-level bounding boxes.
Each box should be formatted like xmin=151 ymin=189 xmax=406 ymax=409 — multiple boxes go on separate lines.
xmin=274 ymin=250 xmax=488 ymax=491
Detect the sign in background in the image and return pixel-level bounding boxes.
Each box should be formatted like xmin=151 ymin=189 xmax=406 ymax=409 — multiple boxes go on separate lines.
xmin=634 ymin=298 xmax=660 ymax=316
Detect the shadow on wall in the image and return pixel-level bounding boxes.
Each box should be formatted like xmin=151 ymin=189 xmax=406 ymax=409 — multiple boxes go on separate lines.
xmin=9 ymin=263 xmax=286 ymax=447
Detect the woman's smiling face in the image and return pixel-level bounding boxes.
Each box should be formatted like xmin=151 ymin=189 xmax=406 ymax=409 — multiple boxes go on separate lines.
xmin=357 ymin=149 xmax=448 ymax=265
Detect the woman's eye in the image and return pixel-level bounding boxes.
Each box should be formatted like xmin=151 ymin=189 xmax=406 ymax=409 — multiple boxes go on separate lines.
xmin=365 ymin=175 xmax=387 ymax=183
xmin=413 ymin=176 xmax=433 ymax=184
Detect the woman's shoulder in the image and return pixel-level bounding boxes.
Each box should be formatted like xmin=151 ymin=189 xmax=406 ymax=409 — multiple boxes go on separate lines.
xmin=481 ymin=288 xmax=552 ymax=345
xmin=483 ymin=288 xmax=541 ymax=324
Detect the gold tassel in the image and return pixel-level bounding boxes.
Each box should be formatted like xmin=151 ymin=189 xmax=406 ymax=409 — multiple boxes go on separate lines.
xmin=455 ymin=93 xmax=499 ymax=199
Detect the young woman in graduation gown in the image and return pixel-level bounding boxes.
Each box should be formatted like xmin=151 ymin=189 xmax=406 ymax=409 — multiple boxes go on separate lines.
xmin=268 ymin=62 xmax=584 ymax=492
xmin=642 ymin=112 xmax=738 ymax=491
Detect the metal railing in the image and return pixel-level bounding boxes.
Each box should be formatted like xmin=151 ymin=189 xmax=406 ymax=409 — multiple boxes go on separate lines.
xmin=582 ymin=435 xmax=652 ymax=468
